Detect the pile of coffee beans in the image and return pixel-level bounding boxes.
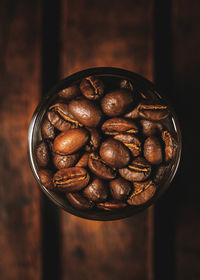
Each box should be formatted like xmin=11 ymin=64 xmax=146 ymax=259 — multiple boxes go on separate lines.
xmin=36 ymin=75 xmax=177 ymax=213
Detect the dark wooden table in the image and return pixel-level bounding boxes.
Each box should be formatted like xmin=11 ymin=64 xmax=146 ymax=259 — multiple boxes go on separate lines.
xmin=0 ymin=1 xmax=199 ymax=279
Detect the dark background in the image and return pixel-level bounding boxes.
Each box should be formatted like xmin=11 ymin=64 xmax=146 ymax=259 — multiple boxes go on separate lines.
xmin=0 ymin=0 xmax=199 ymax=279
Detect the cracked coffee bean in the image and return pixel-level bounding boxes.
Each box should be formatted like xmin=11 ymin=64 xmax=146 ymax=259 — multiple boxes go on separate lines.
xmin=80 ymin=75 xmax=104 ymax=100
xmin=102 ymin=117 xmax=138 ymax=135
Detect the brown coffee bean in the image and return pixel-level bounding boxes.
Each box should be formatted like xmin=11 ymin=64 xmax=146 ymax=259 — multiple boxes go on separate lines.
xmin=102 ymin=117 xmax=138 ymax=135
xmin=75 ymin=152 xmax=89 ymax=167
xmin=120 ymin=79 xmax=134 ymax=91
xmin=38 ymin=169 xmax=54 ymax=190
xmin=162 ymin=130 xmax=177 ymax=162
xmin=85 ymin=127 xmax=101 ymax=152
xmin=124 ymin=104 xmax=140 ymax=119
xmin=58 ymin=84 xmax=81 ymax=99
xmin=49 ymin=103 xmax=82 ymax=127
xmin=140 ymin=119 xmax=163 ymax=136
xmin=154 ymin=164 xmax=169 ymax=184
xmin=41 ymin=118 xmax=55 ymax=139
xmin=88 ymin=153 xmax=116 ymax=180
xmin=144 ymin=136 xmax=163 ymax=164
xmin=83 ymin=178 xmax=108 ymax=202
xmin=127 ymin=180 xmax=156 ymax=206
xmin=35 ymin=141 xmax=50 ymax=167
xmin=119 ymin=157 xmax=151 ymax=182
xmin=47 ymin=111 xmax=72 ymax=132
xmin=138 ymin=103 xmax=169 ymax=120
xmin=69 ymin=98 xmax=102 ymax=127
xmin=66 ymin=192 xmax=94 ymax=209
xmin=97 ymin=201 xmax=127 ymax=211
xmin=113 ymin=133 xmax=141 ymax=157
xmin=80 ymin=75 xmax=104 ymax=100
xmin=99 ymin=139 xmax=130 ymax=168
xmin=53 ymin=152 xmax=80 ymax=169
xmin=53 ymin=167 xmax=90 ymax=192
xmin=101 ymin=89 xmax=134 ymax=117
xmin=109 ymin=177 xmax=132 ymax=201
xmin=53 ymin=128 xmax=89 ymax=155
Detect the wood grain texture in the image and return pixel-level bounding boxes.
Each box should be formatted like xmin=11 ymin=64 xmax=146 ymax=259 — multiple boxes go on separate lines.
xmin=60 ymin=1 xmax=154 ymax=279
xmin=0 ymin=1 xmax=42 ymax=279
xmin=172 ymin=1 xmax=200 ymax=279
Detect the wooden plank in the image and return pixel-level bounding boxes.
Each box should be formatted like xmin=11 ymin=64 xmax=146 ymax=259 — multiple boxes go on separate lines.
xmin=172 ymin=0 xmax=200 ymax=279
xmin=0 ymin=1 xmax=42 ymax=279
xmin=60 ymin=1 xmax=154 ymax=279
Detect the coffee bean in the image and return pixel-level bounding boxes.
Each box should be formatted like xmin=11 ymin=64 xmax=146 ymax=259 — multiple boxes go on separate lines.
xmin=113 ymin=133 xmax=141 ymax=157
xmin=66 ymin=192 xmax=94 ymax=209
xmin=102 ymin=117 xmax=138 ymax=135
xmin=101 ymin=89 xmax=134 ymax=116
xmin=41 ymin=118 xmax=55 ymax=139
xmin=58 ymin=84 xmax=81 ymax=99
xmin=53 ymin=128 xmax=89 ymax=155
xmin=38 ymin=169 xmax=54 ymax=190
xmin=80 ymin=75 xmax=104 ymax=100
xmin=83 ymin=178 xmax=108 ymax=202
xmin=85 ymin=127 xmax=101 ymax=152
xmin=53 ymin=152 xmax=80 ymax=169
xmin=119 ymin=157 xmax=151 ymax=182
xmin=53 ymin=167 xmax=90 ymax=192
xmin=75 ymin=152 xmax=89 ymax=167
xmin=154 ymin=164 xmax=169 ymax=184
xmin=144 ymin=136 xmax=163 ymax=164
xmin=109 ymin=177 xmax=132 ymax=200
xmin=69 ymin=98 xmax=102 ymax=127
xmin=97 ymin=201 xmax=127 ymax=211
xmin=47 ymin=111 xmax=72 ymax=132
xmin=35 ymin=141 xmax=50 ymax=167
xmin=140 ymin=119 xmax=163 ymax=136
xmin=120 ymin=79 xmax=134 ymax=91
xmin=138 ymin=103 xmax=169 ymax=120
xmin=49 ymin=103 xmax=82 ymax=127
xmin=127 ymin=180 xmax=156 ymax=206
xmin=99 ymin=138 xmax=130 ymax=168
xmin=162 ymin=130 xmax=177 ymax=162
xmin=88 ymin=153 xmax=116 ymax=180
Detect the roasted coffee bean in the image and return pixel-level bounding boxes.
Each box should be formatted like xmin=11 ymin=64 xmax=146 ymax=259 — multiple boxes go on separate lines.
xmin=113 ymin=133 xmax=141 ymax=157
xmin=119 ymin=157 xmax=151 ymax=182
xmin=109 ymin=177 xmax=132 ymax=201
xmin=53 ymin=152 xmax=80 ymax=169
xmin=154 ymin=164 xmax=169 ymax=184
xmin=138 ymin=103 xmax=169 ymax=120
xmin=35 ymin=141 xmax=50 ymax=167
xmin=99 ymin=138 xmax=130 ymax=168
xmin=144 ymin=136 xmax=163 ymax=164
xmin=88 ymin=153 xmax=116 ymax=180
xmin=69 ymin=98 xmax=102 ymax=127
xmin=83 ymin=178 xmax=108 ymax=202
xmin=75 ymin=152 xmax=89 ymax=167
xmin=127 ymin=180 xmax=156 ymax=206
xmin=101 ymin=89 xmax=134 ymax=116
xmin=53 ymin=128 xmax=89 ymax=155
xmin=38 ymin=169 xmax=54 ymax=190
xmin=162 ymin=130 xmax=177 ymax=162
xmin=102 ymin=117 xmax=138 ymax=135
xmin=53 ymin=167 xmax=90 ymax=192
xmin=41 ymin=118 xmax=55 ymax=139
xmin=85 ymin=127 xmax=101 ymax=152
xmin=47 ymin=111 xmax=72 ymax=132
xmin=120 ymin=79 xmax=134 ymax=91
xmin=58 ymin=84 xmax=81 ymax=99
xmin=49 ymin=103 xmax=82 ymax=127
xmin=97 ymin=201 xmax=127 ymax=211
xmin=66 ymin=192 xmax=94 ymax=209
xmin=140 ymin=119 xmax=163 ymax=136
xmin=80 ymin=75 xmax=104 ymax=100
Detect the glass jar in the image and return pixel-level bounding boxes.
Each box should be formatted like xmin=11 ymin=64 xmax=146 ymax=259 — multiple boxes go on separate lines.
xmin=27 ymin=67 xmax=182 ymax=221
